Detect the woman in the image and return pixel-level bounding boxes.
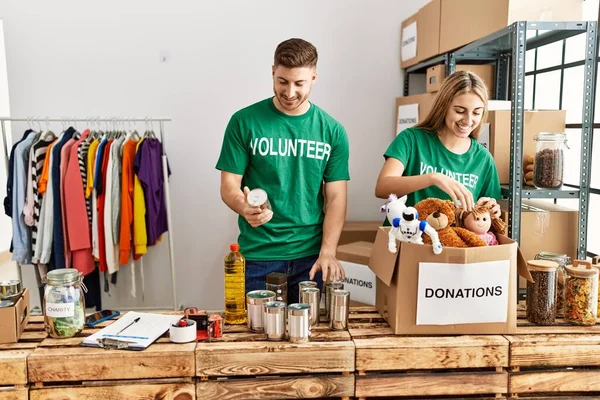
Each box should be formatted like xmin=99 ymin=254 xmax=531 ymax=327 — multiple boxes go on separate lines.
xmin=375 ymin=70 xmax=501 ymax=217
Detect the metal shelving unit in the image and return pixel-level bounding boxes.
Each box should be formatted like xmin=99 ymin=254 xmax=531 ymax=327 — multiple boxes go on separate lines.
xmin=403 ymin=21 xmax=597 ymax=262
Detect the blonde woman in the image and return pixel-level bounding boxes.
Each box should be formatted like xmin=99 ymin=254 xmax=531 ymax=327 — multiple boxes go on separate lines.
xmin=375 ymin=70 xmax=501 ymax=218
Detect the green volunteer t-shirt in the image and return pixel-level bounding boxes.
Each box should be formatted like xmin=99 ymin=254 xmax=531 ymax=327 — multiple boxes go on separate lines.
xmin=216 ymin=97 xmax=350 ymax=261
xmin=384 ymin=127 xmax=501 ymax=208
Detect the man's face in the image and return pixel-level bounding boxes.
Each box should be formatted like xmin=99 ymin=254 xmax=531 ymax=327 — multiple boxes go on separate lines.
xmin=272 ymin=65 xmax=317 ymax=115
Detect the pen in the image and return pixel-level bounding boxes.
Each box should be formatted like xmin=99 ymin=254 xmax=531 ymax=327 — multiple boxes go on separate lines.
xmin=116 ymin=317 xmax=140 ymax=335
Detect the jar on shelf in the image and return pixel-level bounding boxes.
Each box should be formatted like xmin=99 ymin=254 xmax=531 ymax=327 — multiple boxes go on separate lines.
xmin=533 ymin=132 xmax=567 ymax=189
xmin=564 ymin=260 xmax=598 ymax=326
xmin=526 ymin=260 xmax=558 ymax=325
xmin=535 ymin=251 xmax=570 ymax=316
xmin=592 ymin=259 xmax=600 ymax=313
xmin=43 ymin=269 xmax=86 ymax=338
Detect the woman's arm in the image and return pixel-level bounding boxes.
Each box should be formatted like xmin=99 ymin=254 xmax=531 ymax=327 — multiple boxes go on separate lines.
xmin=375 ymin=158 xmax=433 ymax=199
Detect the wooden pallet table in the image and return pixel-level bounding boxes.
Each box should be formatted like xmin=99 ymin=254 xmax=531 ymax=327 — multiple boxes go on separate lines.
xmin=195 ymin=315 xmax=355 ymax=400
xmin=506 ymin=307 xmax=600 ymax=399
xmin=349 ymin=306 xmax=509 ymax=400
xmin=0 ymin=315 xmax=46 ymax=400
xmin=27 ymin=312 xmax=196 ymax=400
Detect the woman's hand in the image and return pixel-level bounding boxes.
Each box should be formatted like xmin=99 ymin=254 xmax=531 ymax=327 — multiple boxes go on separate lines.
xmin=430 ymin=173 xmax=474 ymax=211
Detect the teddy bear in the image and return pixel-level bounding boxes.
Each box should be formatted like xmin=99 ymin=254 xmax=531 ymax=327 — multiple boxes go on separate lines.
xmin=414 ymin=198 xmax=487 ymax=248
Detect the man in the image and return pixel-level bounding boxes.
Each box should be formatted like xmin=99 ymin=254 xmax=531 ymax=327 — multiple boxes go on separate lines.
xmin=216 ymin=38 xmax=350 ymax=302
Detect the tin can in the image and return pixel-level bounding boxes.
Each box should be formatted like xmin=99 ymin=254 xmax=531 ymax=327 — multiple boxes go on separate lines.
xmin=300 ymin=287 xmax=320 ymax=326
xmin=325 ymin=281 xmax=344 ymax=321
xmin=246 ymin=290 xmax=276 ymax=332
xmin=208 ymin=314 xmax=223 ymax=339
xmin=298 ymin=281 xmax=318 ymax=302
xmin=288 ymin=303 xmax=310 ymax=344
xmin=329 ymin=289 xmax=350 ymax=330
xmin=263 ymin=301 xmax=287 ymax=341
xmin=247 ymin=188 xmax=272 ymax=210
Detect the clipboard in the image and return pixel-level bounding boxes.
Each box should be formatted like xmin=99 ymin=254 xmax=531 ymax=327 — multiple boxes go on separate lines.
xmin=80 ymin=311 xmax=181 ymax=350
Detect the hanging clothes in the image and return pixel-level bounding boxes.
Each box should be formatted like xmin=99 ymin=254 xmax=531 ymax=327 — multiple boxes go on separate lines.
xmin=119 ymin=138 xmax=139 ymax=265
xmin=59 ymin=133 xmax=78 ymax=268
xmin=33 ymin=139 xmax=58 ymax=265
xmin=4 ymin=129 xmax=33 ymax=218
xmin=97 ymin=139 xmax=113 ymax=273
xmin=134 ymin=138 xmax=170 ymax=246
xmin=132 ymin=138 xmax=147 ymax=258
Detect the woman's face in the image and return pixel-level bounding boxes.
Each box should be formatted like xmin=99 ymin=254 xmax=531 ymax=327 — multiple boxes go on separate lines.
xmin=443 ymin=92 xmax=485 ymax=139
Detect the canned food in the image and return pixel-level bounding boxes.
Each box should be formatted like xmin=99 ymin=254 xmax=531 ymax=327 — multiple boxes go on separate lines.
xmin=247 ymin=188 xmax=272 ymax=210
xmin=208 ymin=314 xmax=223 ymax=339
xmin=288 ymin=303 xmax=310 ymax=344
xmin=298 ymin=281 xmax=318 ymax=302
xmin=329 ymin=289 xmax=350 ymax=330
xmin=263 ymin=301 xmax=287 ymax=341
xmin=246 ymin=290 xmax=276 ymax=332
xmin=325 ymin=281 xmax=344 ymax=321
xmin=300 ymin=287 xmax=320 ymax=326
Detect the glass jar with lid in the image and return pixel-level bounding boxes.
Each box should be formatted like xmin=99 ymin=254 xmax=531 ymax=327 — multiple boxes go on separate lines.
xmin=43 ymin=268 xmax=86 ymax=338
xmin=533 ymin=132 xmax=567 ymax=189
xmin=526 ymin=259 xmax=558 ymax=325
xmin=535 ymin=251 xmax=570 ymax=316
xmin=564 ymin=260 xmax=598 ymax=326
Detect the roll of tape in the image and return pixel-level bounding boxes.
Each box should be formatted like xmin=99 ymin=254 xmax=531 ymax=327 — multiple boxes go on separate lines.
xmin=169 ymin=319 xmax=197 ymax=343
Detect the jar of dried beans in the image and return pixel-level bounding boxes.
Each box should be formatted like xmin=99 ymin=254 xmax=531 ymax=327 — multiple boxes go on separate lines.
xmin=526 ymin=260 xmax=558 ymax=325
xmin=564 ymin=260 xmax=598 ymax=326
xmin=533 ymin=132 xmax=567 ymax=189
xmin=535 ymin=251 xmax=570 ymax=316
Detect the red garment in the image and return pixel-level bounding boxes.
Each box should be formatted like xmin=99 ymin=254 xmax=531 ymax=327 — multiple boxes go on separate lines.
xmin=97 ymin=140 xmax=113 ymax=273
xmin=64 ymin=130 xmax=94 ymax=275
xmin=60 ymin=138 xmax=77 ymax=268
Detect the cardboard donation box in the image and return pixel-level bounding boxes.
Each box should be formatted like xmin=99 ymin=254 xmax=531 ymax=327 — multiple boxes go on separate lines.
xmin=482 ymin=110 xmax=566 ymax=184
xmin=439 ymin=0 xmax=584 ymax=53
xmin=337 ymin=241 xmax=376 ymax=306
xmin=369 ymin=228 xmax=530 ymax=335
xmin=339 ymin=221 xmax=381 ymax=246
xmin=427 ymin=64 xmax=495 ymax=96
xmin=0 ymin=288 xmax=30 ymax=344
xmin=395 ymin=94 xmax=437 ymax=136
xmin=401 ymin=0 xmax=441 ymax=69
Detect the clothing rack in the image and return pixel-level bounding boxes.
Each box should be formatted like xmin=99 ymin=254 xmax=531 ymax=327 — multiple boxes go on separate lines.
xmin=0 ymin=116 xmax=178 ymax=311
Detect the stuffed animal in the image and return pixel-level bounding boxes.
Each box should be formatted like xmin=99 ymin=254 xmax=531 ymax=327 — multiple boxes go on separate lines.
xmin=414 ymin=198 xmax=487 ymax=248
xmin=380 ymin=193 xmax=407 ymax=223
xmin=388 ymin=206 xmax=443 ymax=255
xmin=456 ymin=203 xmax=507 ymax=246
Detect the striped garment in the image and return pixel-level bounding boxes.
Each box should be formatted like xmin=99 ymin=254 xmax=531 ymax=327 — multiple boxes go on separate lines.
xmin=78 ymin=135 xmax=93 ymax=225
xmin=30 ymin=135 xmax=56 ymax=250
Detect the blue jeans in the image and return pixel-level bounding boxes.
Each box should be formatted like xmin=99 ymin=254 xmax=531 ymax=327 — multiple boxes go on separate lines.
xmin=246 ymin=255 xmax=323 ymax=304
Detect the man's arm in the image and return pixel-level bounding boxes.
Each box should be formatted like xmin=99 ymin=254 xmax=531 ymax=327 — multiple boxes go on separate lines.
xmin=220 ymin=171 xmax=272 ymax=227
xmin=309 ymin=180 xmax=347 ymax=282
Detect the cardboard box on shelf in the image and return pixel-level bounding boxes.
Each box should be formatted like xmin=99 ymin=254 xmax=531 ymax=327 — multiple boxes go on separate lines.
xmin=0 ymin=288 xmax=30 ymax=344
xmin=368 ymin=227 xmax=530 ymax=335
xmin=481 ymin=110 xmax=566 ymax=184
xmin=337 ymin=241 xmax=376 ymax=306
xmin=395 ymin=93 xmax=437 ymax=136
xmin=440 ymin=0 xmax=584 ymax=53
xmin=339 ymin=221 xmax=382 ymax=246
xmin=499 ymin=200 xmax=578 ymax=263
xmin=426 ymin=64 xmax=495 ymax=96
xmin=401 ymin=0 xmax=441 ymax=69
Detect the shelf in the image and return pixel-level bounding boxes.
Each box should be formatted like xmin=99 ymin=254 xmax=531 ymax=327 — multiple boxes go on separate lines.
xmin=405 ymin=21 xmax=589 ymax=74
xmin=501 ymin=185 xmax=580 ymax=199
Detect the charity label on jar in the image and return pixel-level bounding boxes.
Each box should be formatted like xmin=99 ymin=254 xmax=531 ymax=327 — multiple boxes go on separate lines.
xmin=45 ymin=302 xmax=75 ymax=318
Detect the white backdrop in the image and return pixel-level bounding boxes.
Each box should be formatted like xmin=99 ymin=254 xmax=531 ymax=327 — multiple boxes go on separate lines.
xmin=0 ymin=0 xmax=426 ymax=310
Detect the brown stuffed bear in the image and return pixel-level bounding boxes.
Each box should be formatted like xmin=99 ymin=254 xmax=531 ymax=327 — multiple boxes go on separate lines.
xmin=414 ymin=198 xmax=487 ymax=248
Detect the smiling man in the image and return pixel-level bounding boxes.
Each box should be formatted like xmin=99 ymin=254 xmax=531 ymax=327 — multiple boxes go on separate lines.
xmin=216 ymin=38 xmax=350 ymax=302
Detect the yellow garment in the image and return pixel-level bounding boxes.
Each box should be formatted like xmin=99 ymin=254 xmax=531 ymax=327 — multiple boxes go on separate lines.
xmin=86 ymin=140 xmax=99 ymax=198
xmin=133 ymin=138 xmax=148 ymax=257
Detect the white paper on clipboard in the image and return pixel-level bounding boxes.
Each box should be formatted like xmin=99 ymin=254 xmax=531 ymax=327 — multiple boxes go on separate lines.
xmin=81 ymin=312 xmax=181 ymax=350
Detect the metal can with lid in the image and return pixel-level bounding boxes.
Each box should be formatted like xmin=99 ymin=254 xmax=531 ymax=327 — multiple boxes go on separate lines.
xmin=298 ymin=281 xmax=318 ymax=302
xmin=329 ymin=289 xmax=350 ymax=330
xmin=247 ymin=188 xmax=272 ymax=210
xmin=43 ymin=268 xmax=87 ymax=338
xmin=325 ymin=281 xmax=344 ymax=321
xmin=246 ymin=290 xmax=276 ymax=332
xmin=300 ymin=287 xmax=320 ymax=326
xmin=266 ymin=272 xmax=288 ymax=303
xmin=288 ymin=303 xmax=310 ymax=344
xmin=263 ymin=301 xmax=287 ymax=341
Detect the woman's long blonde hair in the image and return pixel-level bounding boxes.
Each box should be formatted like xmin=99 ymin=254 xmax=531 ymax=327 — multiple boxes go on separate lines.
xmin=415 ymin=70 xmax=489 ymax=140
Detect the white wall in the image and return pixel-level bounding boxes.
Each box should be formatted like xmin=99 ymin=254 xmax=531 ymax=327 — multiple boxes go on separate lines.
xmin=0 ymin=0 xmax=425 ymax=310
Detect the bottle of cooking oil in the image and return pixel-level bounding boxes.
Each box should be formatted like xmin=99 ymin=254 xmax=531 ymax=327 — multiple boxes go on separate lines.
xmin=224 ymin=244 xmax=247 ymax=325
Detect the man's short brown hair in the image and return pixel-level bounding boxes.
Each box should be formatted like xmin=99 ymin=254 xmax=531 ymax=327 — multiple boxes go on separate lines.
xmin=274 ymin=38 xmax=318 ymax=68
